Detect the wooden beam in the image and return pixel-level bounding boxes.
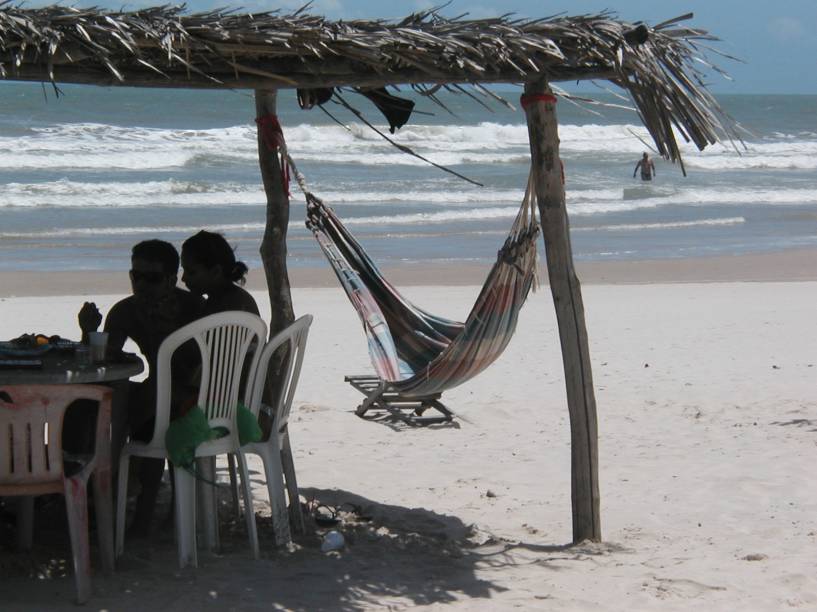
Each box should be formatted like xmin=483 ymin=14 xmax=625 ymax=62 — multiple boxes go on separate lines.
xmin=1 ymin=64 xmax=619 ymax=91
xmin=522 ymin=78 xmax=601 ymax=543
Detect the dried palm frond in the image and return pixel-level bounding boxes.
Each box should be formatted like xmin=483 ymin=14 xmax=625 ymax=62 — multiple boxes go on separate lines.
xmin=0 ymin=4 xmax=741 ymax=159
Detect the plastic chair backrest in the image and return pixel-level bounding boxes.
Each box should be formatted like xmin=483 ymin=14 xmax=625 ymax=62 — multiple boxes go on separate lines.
xmin=0 ymin=385 xmax=112 ymax=486
xmin=151 ymin=311 xmax=267 ymax=447
xmin=247 ymin=315 xmax=312 ymax=439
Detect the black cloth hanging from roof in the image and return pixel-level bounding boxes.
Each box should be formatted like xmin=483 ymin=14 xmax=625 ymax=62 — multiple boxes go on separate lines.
xmin=296 ymin=88 xmax=334 ymax=109
xmin=296 ymin=87 xmax=415 ymax=133
xmin=356 ymin=88 xmax=415 ymax=133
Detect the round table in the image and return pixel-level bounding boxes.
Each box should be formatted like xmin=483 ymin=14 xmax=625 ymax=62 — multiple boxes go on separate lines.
xmin=0 ymin=349 xmax=143 ymax=384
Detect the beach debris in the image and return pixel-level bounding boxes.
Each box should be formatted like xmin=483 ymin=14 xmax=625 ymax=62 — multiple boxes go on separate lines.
xmin=297 ymin=403 xmax=331 ymax=413
xmin=485 ymin=489 xmax=497 ymax=498
xmin=320 ymin=530 xmax=345 ymax=552
xmin=742 ymin=553 xmax=768 ymax=561
xmin=313 ymin=504 xmax=340 ymax=527
xmin=466 ymin=524 xmax=496 ymax=546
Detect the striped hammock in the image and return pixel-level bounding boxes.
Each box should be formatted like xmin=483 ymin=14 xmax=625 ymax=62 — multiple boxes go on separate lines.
xmin=299 ymin=169 xmax=540 ymax=398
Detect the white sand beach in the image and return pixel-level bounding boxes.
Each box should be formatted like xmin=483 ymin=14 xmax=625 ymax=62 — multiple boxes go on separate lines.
xmin=1 ymin=260 xmax=816 ymax=610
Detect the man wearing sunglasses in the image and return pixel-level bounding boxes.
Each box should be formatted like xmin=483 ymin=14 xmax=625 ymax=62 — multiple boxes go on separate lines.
xmin=77 ymin=239 xmax=203 ymax=536
xmin=79 ymin=239 xmax=202 ymax=369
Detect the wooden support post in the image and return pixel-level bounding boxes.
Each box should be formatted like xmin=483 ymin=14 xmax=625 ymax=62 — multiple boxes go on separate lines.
xmin=255 ymin=89 xmax=295 ymax=334
xmin=523 ymin=79 xmax=601 ymax=543
xmin=255 ymin=89 xmax=301 ymax=537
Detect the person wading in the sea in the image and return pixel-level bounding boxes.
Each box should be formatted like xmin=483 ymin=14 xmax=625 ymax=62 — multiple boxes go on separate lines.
xmin=633 ymin=152 xmax=656 ymax=181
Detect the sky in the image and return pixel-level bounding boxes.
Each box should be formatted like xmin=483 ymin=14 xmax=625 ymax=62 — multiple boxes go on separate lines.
xmin=26 ymin=0 xmax=817 ymax=94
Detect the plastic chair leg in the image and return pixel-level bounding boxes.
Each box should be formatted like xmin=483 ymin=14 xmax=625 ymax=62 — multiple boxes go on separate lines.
xmin=280 ymin=433 xmax=305 ymax=534
xmin=92 ymin=469 xmax=115 ymax=573
xmin=64 ymin=477 xmax=92 ymax=604
xmin=115 ymin=451 xmax=131 ymax=558
xmin=173 ymin=467 xmax=197 ymax=569
xmin=16 ymin=496 xmax=34 ymax=551
xmin=195 ymin=457 xmax=219 ymax=552
xmin=227 ymin=453 xmax=241 ymax=518
xmin=235 ymin=452 xmax=260 ymax=560
xmin=258 ymin=440 xmax=292 ymax=547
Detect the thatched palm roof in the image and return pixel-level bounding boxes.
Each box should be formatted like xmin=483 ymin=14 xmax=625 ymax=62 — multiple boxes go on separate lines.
xmin=0 ymin=4 xmax=739 ymax=161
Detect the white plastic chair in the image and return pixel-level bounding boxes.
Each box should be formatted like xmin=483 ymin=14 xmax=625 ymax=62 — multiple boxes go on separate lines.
xmin=115 ymin=311 xmax=266 ymax=568
xmin=238 ymin=314 xmax=312 ymax=547
xmin=0 ymin=384 xmax=115 ymax=604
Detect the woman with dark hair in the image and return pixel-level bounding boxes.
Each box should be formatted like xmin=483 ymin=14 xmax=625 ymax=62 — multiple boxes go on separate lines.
xmin=181 ymin=230 xmax=259 ymax=316
xmin=175 ymin=230 xmax=261 ymax=423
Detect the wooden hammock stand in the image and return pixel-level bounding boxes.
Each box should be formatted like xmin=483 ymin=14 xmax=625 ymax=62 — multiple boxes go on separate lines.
xmin=346 ymin=374 xmax=454 ymax=426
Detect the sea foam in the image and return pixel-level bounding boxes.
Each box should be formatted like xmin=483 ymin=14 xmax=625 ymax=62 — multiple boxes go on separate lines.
xmin=4 ymin=121 xmax=817 ymax=171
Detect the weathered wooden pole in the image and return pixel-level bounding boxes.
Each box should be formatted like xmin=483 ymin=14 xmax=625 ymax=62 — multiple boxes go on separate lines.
xmin=522 ymin=78 xmax=601 ymax=543
xmin=254 ymin=88 xmax=302 ymax=540
xmin=255 ymin=89 xmax=295 ymax=334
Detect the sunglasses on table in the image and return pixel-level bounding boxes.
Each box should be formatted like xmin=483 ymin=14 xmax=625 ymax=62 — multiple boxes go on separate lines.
xmin=129 ymin=269 xmax=167 ymax=284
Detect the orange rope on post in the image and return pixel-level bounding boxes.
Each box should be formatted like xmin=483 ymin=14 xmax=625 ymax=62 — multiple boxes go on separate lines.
xmin=255 ymin=112 xmax=290 ymax=196
xmin=520 ymin=93 xmax=558 ymax=109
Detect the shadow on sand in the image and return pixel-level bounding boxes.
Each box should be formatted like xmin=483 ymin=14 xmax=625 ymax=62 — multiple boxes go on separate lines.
xmin=0 ymin=486 xmax=607 ymax=610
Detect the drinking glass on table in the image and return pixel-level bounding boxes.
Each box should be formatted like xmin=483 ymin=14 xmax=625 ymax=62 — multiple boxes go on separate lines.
xmin=87 ymin=332 xmax=109 ymax=364
xmin=74 ymin=344 xmax=92 ymax=367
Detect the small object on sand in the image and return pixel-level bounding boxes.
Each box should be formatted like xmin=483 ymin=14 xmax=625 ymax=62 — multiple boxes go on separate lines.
xmin=314 ymin=504 xmax=340 ymax=527
xmin=321 ymin=530 xmax=345 ymax=552
xmin=486 ymin=489 xmax=497 ymax=498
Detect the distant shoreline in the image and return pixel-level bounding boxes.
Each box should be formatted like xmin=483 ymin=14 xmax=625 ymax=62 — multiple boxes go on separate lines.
xmin=1 ymin=247 xmax=815 ymax=298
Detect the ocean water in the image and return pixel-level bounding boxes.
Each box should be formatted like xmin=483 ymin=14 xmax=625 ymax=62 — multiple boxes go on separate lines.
xmin=1 ymin=82 xmax=816 ymax=272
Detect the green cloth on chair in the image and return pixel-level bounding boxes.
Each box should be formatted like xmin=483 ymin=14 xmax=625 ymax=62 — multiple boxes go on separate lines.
xmin=236 ymin=403 xmax=263 ymax=445
xmin=166 ymin=404 xmax=261 ymax=469
xmin=165 ymin=407 xmax=222 ymax=469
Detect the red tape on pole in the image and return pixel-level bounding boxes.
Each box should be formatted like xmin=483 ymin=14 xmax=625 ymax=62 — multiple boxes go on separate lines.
xmin=520 ymin=94 xmax=558 ymax=110
xmin=255 ymin=113 xmax=285 ymax=151
xmin=254 ymin=113 xmax=290 ymax=196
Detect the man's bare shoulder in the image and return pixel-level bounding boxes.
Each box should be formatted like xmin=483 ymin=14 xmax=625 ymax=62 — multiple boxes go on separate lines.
xmin=106 ymin=294 xmax=138 ymax=318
